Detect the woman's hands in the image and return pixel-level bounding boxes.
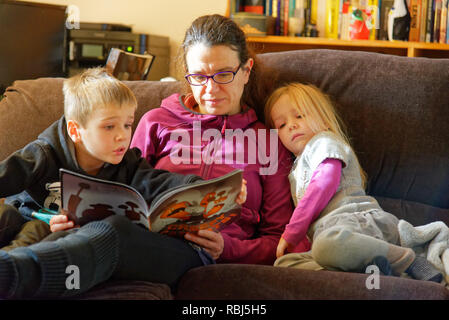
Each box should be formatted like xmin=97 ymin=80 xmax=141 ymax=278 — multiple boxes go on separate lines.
xmin=185 ymin=230 xmax=224 ymax=260
xmin=183 ymin=178 xmax=247 ymax=260
xmin=235 ymin=179 xmax=247 ymax=205
xmin=49 ymin=209 xmax=78 ymax=232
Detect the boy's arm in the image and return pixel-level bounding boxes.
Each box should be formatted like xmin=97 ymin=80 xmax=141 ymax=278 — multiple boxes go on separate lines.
xmin=128 ymin=153 xmax=202 ymax=205
xmin=0 ymin=141 xmax=47 ymax=197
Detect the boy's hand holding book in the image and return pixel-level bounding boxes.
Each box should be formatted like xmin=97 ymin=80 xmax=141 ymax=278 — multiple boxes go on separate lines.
xmin=49 ymin=209 xmax=79 ymax=232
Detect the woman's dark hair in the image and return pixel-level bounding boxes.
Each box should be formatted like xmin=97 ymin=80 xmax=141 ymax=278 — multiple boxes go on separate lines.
xmin=178 ymin=14 xmax=274 ymax=120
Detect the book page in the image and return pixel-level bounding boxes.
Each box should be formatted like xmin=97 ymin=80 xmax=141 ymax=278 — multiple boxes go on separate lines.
xmin=60 ymin=169 xmax=149 ymax=228
xmin=149 ymin=170 xmax=243 ymax=238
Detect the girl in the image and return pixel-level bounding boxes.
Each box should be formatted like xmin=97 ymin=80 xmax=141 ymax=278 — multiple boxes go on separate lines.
xmin=264 ymin=83 xmax=442 ymax=282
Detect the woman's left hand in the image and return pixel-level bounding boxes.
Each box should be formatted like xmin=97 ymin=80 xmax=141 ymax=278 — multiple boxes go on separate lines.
xmin=185 ymin=229 xmax=224 ymax=260
xmin=236 ymin=179 xmax=247 ymax=205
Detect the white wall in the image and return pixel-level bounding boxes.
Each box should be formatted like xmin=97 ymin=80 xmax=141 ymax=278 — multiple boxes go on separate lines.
xmin=21 ymin=0 xmax=228 ymax=78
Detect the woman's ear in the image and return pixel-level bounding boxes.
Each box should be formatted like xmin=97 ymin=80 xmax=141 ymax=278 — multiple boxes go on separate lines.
xmin=67 ymin=120 xmax=81 ymax=143
xmin=243 ymin=58 xmax=254 ymax=84
xmin=244 ymin=58 xmax=254 ymax=73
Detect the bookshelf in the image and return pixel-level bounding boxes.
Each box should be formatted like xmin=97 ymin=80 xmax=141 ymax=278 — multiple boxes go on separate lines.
xmin=228 ymin=1 xmax=449 ymax=59
xmin=246 ymin=35 xmax=449 ymax=58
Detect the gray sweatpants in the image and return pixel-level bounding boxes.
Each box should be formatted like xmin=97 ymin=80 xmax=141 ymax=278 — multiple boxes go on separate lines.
xmin=309 ymin=209 xmax=401 ymax=272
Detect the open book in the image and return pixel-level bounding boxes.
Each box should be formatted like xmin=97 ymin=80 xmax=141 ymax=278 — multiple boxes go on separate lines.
xmin=60 ymin=169 xmax=243 ymax=238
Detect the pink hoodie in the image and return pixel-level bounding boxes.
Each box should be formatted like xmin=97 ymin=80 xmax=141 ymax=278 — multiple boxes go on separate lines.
xmin=131 ymin=93 xmax=310 ymax=264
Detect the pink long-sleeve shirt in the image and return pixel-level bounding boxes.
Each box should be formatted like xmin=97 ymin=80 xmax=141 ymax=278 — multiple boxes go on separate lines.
xmin=283 ymin=158 xmax=342 ymax=249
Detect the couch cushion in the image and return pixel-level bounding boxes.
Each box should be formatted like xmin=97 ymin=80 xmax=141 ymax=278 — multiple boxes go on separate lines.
xmin=75 ymin=280 xmax=173 ymax=300
xmin=176 ymin=264 xmax=449 ymax=300
xmin=257 ymin=50 xmax=449 ymax=225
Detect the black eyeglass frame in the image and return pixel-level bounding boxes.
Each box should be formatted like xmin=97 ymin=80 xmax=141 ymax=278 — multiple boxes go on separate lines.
xmin=184 ymin=64 xmax=242 ymax=86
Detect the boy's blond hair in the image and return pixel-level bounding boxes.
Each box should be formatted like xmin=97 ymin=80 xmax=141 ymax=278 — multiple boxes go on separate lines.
xmin=265 ymin=82 xmax=367 ymax=188
xmin=63 ymin=67 xmax=137 ymax=127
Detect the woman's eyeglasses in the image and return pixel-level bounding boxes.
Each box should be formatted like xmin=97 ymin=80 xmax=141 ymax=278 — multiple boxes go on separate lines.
xmin=185 ymin=65 xmax=241 ymax=86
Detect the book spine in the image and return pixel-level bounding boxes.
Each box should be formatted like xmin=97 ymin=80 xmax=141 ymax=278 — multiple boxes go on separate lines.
xmin=339 ymin=0 xmax=350 ymax=40
xmin=368 ymin=0 xmax=380 ymax=40
xmin=235 ymin=0 xmax=241 ymax=13
xmin=379 ymin=0 xmax=394 ymax=40
xmin=433 ymin=0 xmax=442 ymax=42
xmin=426 ymin=0 xmax=435 ymax=42
xmin=311 ymin=0 xmax=318 ymax=24
xmin=325 ymin=0 xmax=340 ymax=39
xmin=409 ymin=0 xmax=420 ymax=41
xmin=275 ymin=0 xmax=281 ymax=35
xmin=440 ymin=0 xmax=448 ymax=42
xmin=289 ymin=0 xmax=296 ymax=16
xmin=446 ymin=1 xmax=449 ymax=44
xmin=316 ymin=0 xmax=327 ymax=37
xmin=420 ymin=0 xmax=428 ymax=42
xmin=284 ymin=0 xmax=290 ymax=35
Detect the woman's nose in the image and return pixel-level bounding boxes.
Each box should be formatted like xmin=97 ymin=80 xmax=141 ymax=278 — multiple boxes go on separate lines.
xmin=204 ymin=78 xmax=219 ymax=92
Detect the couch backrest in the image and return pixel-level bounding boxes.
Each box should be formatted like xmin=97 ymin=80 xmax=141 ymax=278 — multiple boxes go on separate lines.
xmin=1 ymin=49 xmax=448 ymax=225
xmin=0 ymin=78 xmax=183 ymax=161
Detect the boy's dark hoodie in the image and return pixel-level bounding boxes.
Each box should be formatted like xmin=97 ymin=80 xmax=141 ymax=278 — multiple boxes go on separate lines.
xmin=1 ymin=116 xmax=200 ymax=219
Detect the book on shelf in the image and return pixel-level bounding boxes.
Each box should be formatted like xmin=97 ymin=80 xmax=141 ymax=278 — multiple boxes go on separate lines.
xmin=367 ymin=0 xmax=380 ymax=40
xmin=440 ymin=0 xmax=448 ymax=43
xmin=325 ymin=0 xmax=340 ymax=39
xmin=426 ymin=0 xmax=435 ymax=42
xmin=60 ymin=168 xmax=243 ymax=238
xmin=446 ymin=1 xmax=449 ymax=44
xmin=434 ymin=0 xmax=442 ymax=42
xmin=232 ymin=0 xmax=448 ymax=43
xmin=420 ymin=0 xmax=429 ymax=42
xmin=378 ymin=0 xmax=395 ymax=40
xmin=409 ymin=0 xmax=423 ymax=42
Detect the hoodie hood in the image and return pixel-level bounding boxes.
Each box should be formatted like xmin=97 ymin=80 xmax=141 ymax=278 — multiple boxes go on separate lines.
xmin=38 ymin=116 xmax=79 ymax=170
xmin=160 ymin=93 xmax=259 ymax=131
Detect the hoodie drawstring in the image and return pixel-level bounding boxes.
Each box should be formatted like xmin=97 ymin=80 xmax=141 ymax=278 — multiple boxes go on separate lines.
xmin=221 ymin=116 xmax=228 ymax=135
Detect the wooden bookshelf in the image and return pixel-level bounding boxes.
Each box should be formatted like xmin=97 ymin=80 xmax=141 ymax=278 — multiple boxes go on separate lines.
xmin=247 ymin=36 xmax=449 ymax=58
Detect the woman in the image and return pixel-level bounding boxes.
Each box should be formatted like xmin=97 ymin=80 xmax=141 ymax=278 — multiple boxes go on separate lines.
xmin=131 ymin=14 xmax=310 ymax=265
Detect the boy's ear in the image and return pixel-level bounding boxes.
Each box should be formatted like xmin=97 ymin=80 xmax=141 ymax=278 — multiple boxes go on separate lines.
xmin=67 ymin=120 xmax=81 ymax=143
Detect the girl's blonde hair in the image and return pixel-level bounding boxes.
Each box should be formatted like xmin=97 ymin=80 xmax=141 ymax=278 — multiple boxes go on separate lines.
xmin=63 ymin=67 xmax=137 ymax=127
xmin=265 ymin=83 xmax=367 ymax=188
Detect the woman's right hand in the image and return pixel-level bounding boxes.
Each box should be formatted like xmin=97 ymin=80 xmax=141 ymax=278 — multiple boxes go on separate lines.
xmin=49 ymin=211 xmax=76 ymax=232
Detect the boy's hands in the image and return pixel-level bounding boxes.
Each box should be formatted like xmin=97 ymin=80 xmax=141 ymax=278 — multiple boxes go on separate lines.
xmin=276 ymin=237 xmax=295 ymax=258
xmin=235 ymin=179 xmax=247 ymax=205
xmin=49 ymin=210 xmax=78 ymax=232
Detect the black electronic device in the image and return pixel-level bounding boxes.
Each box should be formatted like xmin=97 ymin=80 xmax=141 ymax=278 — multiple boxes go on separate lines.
xmin=0 ymin=0 xmax=68 ymax=93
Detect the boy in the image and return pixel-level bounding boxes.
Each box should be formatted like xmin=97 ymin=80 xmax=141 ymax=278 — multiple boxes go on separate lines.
xmin=0 ymin=67 xmax=247 ymax=299
xmin=0 ymin=68 xmax=200 ymax=249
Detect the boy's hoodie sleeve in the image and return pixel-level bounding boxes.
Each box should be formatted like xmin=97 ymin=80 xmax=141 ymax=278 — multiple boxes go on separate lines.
xmin=128 ymin=152 xmax=202 ymax=206
xmin=0 ymin=141 xmax=48 ymax=197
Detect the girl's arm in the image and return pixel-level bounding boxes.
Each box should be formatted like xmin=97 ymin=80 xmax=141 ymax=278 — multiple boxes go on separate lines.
xmin=281 ymin=158 xmax=342 ymax=249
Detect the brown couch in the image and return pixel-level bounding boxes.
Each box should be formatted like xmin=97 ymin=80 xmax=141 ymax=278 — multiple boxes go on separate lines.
xmin=1 ymin=49 xmax=448 ymax=300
